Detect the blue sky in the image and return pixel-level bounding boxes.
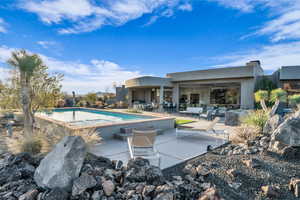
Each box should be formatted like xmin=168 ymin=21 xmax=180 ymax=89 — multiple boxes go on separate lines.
xmin=0 ymin=0 xmax=300 ymax=93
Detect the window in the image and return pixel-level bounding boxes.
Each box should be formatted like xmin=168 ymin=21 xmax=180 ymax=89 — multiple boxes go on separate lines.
xmin=210 ymin=88 xmax=239 ymax=105
xmin=190 ymin=93 xmax=200 ymax=104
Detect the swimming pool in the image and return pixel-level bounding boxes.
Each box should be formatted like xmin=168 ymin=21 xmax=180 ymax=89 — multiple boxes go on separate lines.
xmin=39 ymin=108 xmax=153 ymax=126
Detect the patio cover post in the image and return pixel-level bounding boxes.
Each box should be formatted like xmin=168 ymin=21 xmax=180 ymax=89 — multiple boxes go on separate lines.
xmin=128 ymin=88 xmax=133 ymax=107
xmin=172 ymin=83 xmax=179 ymax=111
xmin=159 ymin=86 xmax=164 ymax=111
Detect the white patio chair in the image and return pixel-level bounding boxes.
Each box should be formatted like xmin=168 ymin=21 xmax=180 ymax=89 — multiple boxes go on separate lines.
xmin=127 ymin=128 xmax=161 ymax=167
xmin=176 ymin=117 xmax=227 ymax=139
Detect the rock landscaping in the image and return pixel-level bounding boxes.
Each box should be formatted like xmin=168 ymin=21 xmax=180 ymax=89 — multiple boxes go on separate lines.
xmin=0 ymin=110 xmax=299 ymax=199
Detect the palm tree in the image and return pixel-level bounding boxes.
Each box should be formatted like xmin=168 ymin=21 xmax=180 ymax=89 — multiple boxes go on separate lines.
xmin=254 ymin=90 xmax=268 ymax=112
xmin=7 ymin=50 xmax=43 ymax=137
xmin=270 ymin=88 xmax=287 ymax=116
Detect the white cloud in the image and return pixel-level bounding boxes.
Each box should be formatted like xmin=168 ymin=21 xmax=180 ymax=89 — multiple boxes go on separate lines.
xmin=209 ymin=0 xmax=300 ymax=42
xmin=20 ymin=0 xmax=192 ymax=34
xmin=215 ymin=41 xmax=300 ymax=71
xmin=257 ymin=10 xmax=300 ymax=42
xmin=178 ymin=3 xmax=193 ymax=11
xmin=37 ymin=41 xmax=57 ymax=49
xmin=0 ymin=18 xmax=7 ymax=33
xmin=0 ymin=45 xmax=144 ymax=93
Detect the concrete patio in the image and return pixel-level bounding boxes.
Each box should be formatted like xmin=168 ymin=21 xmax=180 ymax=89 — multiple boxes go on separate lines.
xmin=90 ymin=125 xmax=227 ymax=169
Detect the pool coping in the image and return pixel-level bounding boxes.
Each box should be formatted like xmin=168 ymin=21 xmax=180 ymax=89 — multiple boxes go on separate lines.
xmin=35 ymin=107 xmax=175 ymax=131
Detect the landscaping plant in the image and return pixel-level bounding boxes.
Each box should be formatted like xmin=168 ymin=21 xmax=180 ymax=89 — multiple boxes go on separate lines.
xmin=254 ymin=88 xmax=287 ymax=117
xmin=242 ymin=110 xmax=269 ymax=132
xmin=254 ymin=90 xmax=269 ymax=112
xmin=230 ymin=124 xmax=260 ymax=145
xmin=289 ymin=94 xmax=300 ymax=109
xmin=269 ymin=88 xmax=287 ymax=116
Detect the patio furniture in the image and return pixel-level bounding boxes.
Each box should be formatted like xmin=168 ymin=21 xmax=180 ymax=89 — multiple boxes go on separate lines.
xmin=176 ymin=117 xmax=227 ymax=139
xmin=127 ymin=128 xmax=161 ymax=167
xmin=179 ymin=107 xmax=203 ymax=115
xmin=114 ymin=126 xmax=163 ymax=140
xmin=199 ymin=109 xmax=217 ymax=121
xmin=215 ymin=107 xmax=227 ymax=117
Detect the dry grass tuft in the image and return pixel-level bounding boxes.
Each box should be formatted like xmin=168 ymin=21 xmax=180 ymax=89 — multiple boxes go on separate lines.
xmin=230 ymin=124 xmax=260 ymax=145
xmin=5 ymin=131 xmax=43 ymax=155
xmin=4 ymin=124 xmax=101 ymax=155
xmin=38 ymin=124 xmax=101 ymax=153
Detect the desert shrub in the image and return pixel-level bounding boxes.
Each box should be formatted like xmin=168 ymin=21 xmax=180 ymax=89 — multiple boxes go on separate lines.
xmin=39 ymin=124 xmax=101 ymax=153
xmin=242 ymin=110 xmax=269 ymax=132
xmin=5 ymin=132 xmax=43 ymax=155
xmin=230 ymin=124 xmax=260 ymax=145
xmin=5 ymin=124 xmax=101 ymax=155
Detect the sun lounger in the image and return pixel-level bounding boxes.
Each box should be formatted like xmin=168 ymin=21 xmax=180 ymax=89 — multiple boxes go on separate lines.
xmin=176 ymin=117 xmax=227 ymax=138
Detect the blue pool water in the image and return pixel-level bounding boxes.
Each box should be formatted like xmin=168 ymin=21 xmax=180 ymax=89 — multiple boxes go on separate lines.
xmin=40 ymin=108 xmax=153 ymax=126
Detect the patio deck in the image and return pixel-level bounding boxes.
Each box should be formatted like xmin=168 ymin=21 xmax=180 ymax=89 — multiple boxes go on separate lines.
xmin=90 ymin=123 xmax=227 ymax=169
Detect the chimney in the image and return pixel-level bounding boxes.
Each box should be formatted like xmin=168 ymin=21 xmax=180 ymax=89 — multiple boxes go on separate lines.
xmin=246 ymin=60 xmax=261 ymax=67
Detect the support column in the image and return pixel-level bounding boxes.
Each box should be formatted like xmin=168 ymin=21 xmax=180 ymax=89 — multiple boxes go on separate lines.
xmin=172 ymin=83 xmax=179 ymax=111
xmin=241 ymin=80 xmax=255 ymax=109
xmin=128 ymin=88 xmax=133 ymax=108
xmin=159 ymin=86 xmax=164 ymax=111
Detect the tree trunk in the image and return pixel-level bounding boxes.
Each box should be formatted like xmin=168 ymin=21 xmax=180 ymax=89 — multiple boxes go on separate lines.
xmin=20 ymin=72 xmax=33 ymax=137
xmin=270 ymin=100 xmax=280 ymax=117
xmin=260 ymin=100 xmax=268 ymax=112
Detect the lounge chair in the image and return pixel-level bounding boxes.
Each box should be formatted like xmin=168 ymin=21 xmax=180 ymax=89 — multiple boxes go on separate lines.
xmin=127 ymin=128 xmax=161 ymax=167
xmin=176 ymin=117 xmax=227 ymax=139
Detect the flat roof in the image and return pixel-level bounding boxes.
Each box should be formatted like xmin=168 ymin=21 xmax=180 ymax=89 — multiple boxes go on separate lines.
xmin=166 ymin=65 xmax=261 ymax=82
xmin=280 ymin=66 xmax=300 ymax=80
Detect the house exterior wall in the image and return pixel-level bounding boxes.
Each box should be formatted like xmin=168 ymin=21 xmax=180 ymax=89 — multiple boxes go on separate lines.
xmin=125 ymin=61 xmax=267 ymax=109
xmin=241 ymin=79 xmax=255 ymax=109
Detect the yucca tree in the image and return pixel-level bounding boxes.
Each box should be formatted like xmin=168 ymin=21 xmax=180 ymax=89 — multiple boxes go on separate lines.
xmin=254 ymin=90 xmax=268 ymax=112
xmin=269 ymin=88 xmax=287 ymax=116
xmin=7 ymin=50 xmax=43 ymax=137
xmin=289 ymin=94 xmax=300 ymax=109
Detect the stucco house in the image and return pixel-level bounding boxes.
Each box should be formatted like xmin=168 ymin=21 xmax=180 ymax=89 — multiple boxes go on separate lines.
xmin=125 ymin=60 xmax=265 ymax=110
xmin=123 ymin=61 xmax=300 ymax=111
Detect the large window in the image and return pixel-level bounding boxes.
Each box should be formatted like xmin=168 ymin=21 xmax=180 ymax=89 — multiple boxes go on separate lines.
xmin=190 ymin=93 xmax=200 ymax=104
xmin=210 ymin=88 xmax=239 ymax=105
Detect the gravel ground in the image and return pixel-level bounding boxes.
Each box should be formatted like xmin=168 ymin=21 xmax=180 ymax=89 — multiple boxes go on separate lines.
xmin=165 ymin=145 xmax=300 ymax=200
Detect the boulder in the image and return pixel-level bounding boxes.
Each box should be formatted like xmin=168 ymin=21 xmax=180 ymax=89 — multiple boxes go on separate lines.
xmin=225 ymin=112 xmax=240 ymax=126
xmin=38 ymin=188 xmax=69 ymax=200
xmin=34 ymin=136 xmax=87 ymax=191
xmin=261 ymin=185 xmax=279 ymax=198
xmin=72 ymin=173 xmax=97 ymax=196
xmin=263 ymin=114 xmax=283 ymax=135
xmin=102 ymin=180 xmax=115 ymax=196
xmin=281 ymin=146 xmax=300 ymax=160
xmin=18 ymin=189 xmax=39 ymax=200
xmin=289 ymin=178 xmax=300 ymax=198
xmin=198 ymin=187 xmax=222 ymax=200
xmin=242 ymin=159 xmax=260 ymax=168
xmin=269 ymin=117 xmax=300 ymax=151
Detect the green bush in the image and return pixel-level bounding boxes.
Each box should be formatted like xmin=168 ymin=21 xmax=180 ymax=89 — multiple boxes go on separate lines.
xmin=242 ymin=110 xmax=269 ymax=132
xmin=289 ymin=94 xmax=300 ymax=108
